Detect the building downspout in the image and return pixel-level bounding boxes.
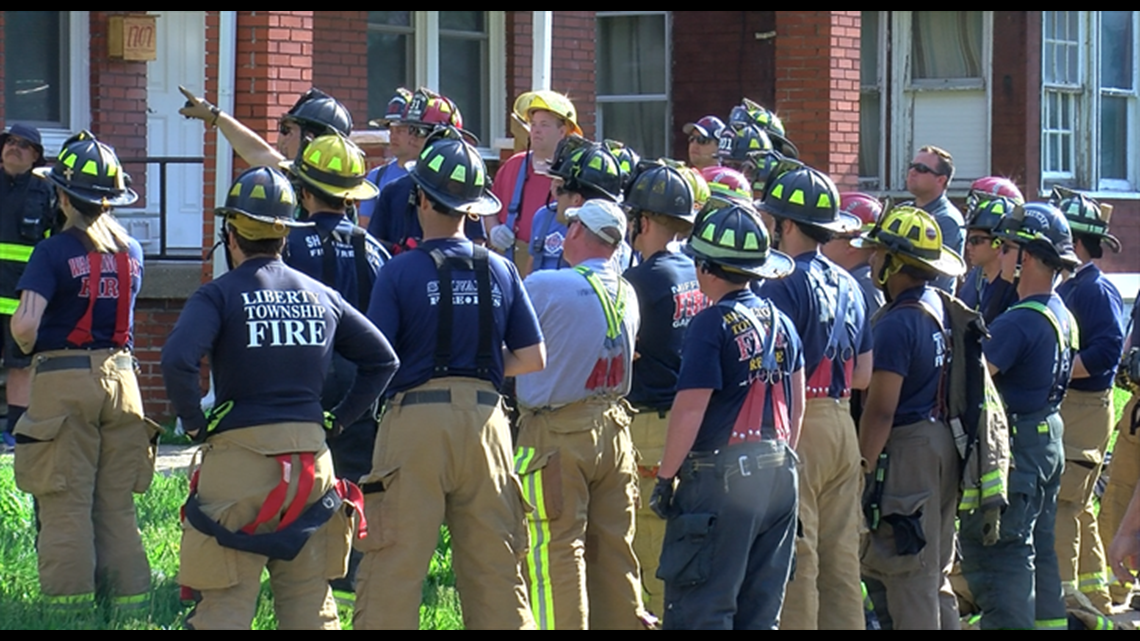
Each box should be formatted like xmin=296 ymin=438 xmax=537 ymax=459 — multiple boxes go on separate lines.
xmin=212 ymin=11 xmax=237 ymax=280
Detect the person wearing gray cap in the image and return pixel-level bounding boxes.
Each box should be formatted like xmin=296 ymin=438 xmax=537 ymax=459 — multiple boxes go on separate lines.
xmin=0 ymin=123 xmax=54 ymax=451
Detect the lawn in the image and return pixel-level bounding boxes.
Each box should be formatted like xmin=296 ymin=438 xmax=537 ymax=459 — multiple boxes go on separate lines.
xmin=0 ymin=459 xmax=462 ymax=630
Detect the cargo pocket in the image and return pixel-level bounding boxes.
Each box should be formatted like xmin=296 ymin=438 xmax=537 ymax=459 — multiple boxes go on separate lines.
xmin=133 ymin=417 xmax=165 ymax=494
xmin=12 ymin=414 xmax=68 ymax=495
xmin=993 ymin=465 xmax=1036 ymax=544
xmin=656 ymin=512 xmax=716 ymax=587
xmin=860 ymin=492 xmax=929 ymax=576
xmin=514 ymin=448 xmax=563 ymax=523
xmin=507 ymin=472 xmax=533 ymax=561
xmin=353 ymin=466 xmax=399 ymax=553
xmin=179 ymin=501 xmax=241 ymax=590
xmin=325 ymin=504 xmax=355 ymax=580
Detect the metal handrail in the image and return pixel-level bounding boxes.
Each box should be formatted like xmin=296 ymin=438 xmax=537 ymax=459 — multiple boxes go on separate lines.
xmin=118 ymin=156 xmax=205 ymax=260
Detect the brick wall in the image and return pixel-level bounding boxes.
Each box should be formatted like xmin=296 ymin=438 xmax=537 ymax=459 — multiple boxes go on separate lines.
xmin=672 ymin=11 xmax=777 ymax=161
xmin=550 ymin=11 xmax=596 ymax=140
xmin=89 ymin=11 xmax=150 ymax=205
xmin=312 ymin=12 xmax=368 ymax=128
xmin=990 ymin=11 xmax=1036 ymax=200
xmin=134 ymin=299 xmax=188 ymax=420
xmin=773 ymin=11 xmax=861 ymax=190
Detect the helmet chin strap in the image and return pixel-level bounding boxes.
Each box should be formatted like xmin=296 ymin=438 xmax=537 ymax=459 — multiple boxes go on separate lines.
xmin=1010 ymin=245 xmax=1025 ymax=291
xmin=206 ymin=226 xmax=236 ymax=272
xmin=875 ymin=253 xmax=901 ymax=303
xmin=772 ymin=217 xmax=784 ymax=250
xmin=627 ymin=211 xmax=643 ymax=249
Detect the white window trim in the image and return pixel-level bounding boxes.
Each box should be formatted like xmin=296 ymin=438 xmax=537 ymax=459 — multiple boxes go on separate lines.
xmin=24 ymin=11 xmax=90 ymax=155
xmin=595 ymin=11 xmax=672 ymax=157
xmin=859 ymin=10 xmax=888 ymax=190
xmin=1041 ymin=11 xmax=1140 ymax=194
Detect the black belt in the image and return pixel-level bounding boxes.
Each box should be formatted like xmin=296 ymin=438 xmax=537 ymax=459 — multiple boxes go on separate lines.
xmin=680 ymin=441 xmax=788 ymax=481
xmin=35 ymin=354 xmax=134 ymax=374
xmin=400 ymin=389 xmax=500 ymax=408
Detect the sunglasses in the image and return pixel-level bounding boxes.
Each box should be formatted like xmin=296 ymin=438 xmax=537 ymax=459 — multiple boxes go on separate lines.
xmin=998 ymin=241 xmax=1018 ymax=255
xmin=278 ymin=122 xmax=295 ymax=136
xmin=909 ymin=162 xmax=944 ymax=176
xmin=966 ymin=235 xmax=993 ymax=246
xmin=689 ymin=135 xmax=714 ymax=145
xmin=3 ymin=137 xmax=34 ymax=150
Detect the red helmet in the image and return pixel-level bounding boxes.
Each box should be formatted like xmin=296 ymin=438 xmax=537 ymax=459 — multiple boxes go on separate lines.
xmin=404 ymin=88 xmax=465 ymax=130
xmin=839 ymin=192 xmax=883 ymax=233
xmin=967 ymin=176 xmax=1024 ymax=212
xmin=701 ymin=166 xmax=753 ymax=206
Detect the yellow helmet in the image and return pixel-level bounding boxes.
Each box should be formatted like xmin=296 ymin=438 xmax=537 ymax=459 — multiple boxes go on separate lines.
xmin=851 ymin=205 xmax=965 ymax=281
xmin=513 ymin=90 xmax=583 ymax=137
xmin=279 ymin=133 xmax=379 ymax=201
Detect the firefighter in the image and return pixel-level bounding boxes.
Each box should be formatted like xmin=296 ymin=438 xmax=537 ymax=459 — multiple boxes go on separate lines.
xmin=727 ymin=98 xmax=799 ymax=159
xmin=621 ymin=161 xmax=703 ymax=615
xmin=0 ymin=123 xmax=54 ymax=451
xmin=354 ymin=130 xmax=545 ymax=630
xmin=852 ymin=206 xmax=967 ymax=629
xmin=959 ymin=195 xmax=1021 ymax=324
xmin=1106 ymin=293 xmax=1140 ymax=604
xmin=959 ymin=201 xmax=1079 ymax=630
xmin=650 ymin=202 xmax=801 ymax=629
xmin=822 ymin=192 xmax=885 ymax=318
xmin=682 ymin=115 xmax=726 ymax=170
xmin=515 ymin=198 xmax=649 ymax=630
xmin=755 ymin=163 xmax=871 ymax=630
xmin=180 ymin=86 xmax=352 ymax=168
xmin=489 ymin=90 xmax=582 ymax=271
xmin=357 ymin=87 xmax=414 ymax=227
xmin=1052 ymin=188 xmax=1125 ymax=614
xmin=162 ymin=166 xmax=398 ymax=629
xmin=10 ymin=131 xmax=153 ymax=613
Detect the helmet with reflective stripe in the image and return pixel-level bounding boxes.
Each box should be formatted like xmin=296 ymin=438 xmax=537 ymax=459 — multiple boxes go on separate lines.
xmin=546 ymin=135 xmax=624 ymax=202
xmin=661 ymin=158 xmax=710 ymax=214
xmin=605 ymin=139 xmax=641 ymax=193
xmin=404 ymin=88 xmax=466 ymax=132
xmin=701 ymin=166 xmax=753 ymax=207
xmin=967 ymin=176 xmax=1024 ymax=213
xmin=993 ymin=201 xmax=1080 ymax=269
xmin=284 ymin=88 xmax=352 ymax=137
xmin=965 ymin=195 xmax=1017 ymax=233
xmin=280 ymin=133 xmax=379 ymax=201
xmin=684 ymin=202 xmax=793 ymax=280
xmin=757 ymin=162 xmax=858 ymax=233
xmin=35 ymin=130 xmax=138 ymax=207
xmin=851 ymin=205 xmax=966 ymax=278
xmin=409 ymin=129 xmax=500 ymax=217
xmin=728 ymin=98 xmax=798 ymax=158
xmin=368 ymin=87 xmax=413 ymax=129
xmin=513 ymin=90 xmax=583 ymax=137
xmin=1049 ymin=186 xmax=1121 ymax=253
xmin=716 ymin=125 xmax=773 ymax=163
xmin=625 ymin=161 xmax=695 ymax=222
xmin=743 ymin=150 xmax=785 ymax=199
xmin=216 ymin=166 xmax=309 ymax=239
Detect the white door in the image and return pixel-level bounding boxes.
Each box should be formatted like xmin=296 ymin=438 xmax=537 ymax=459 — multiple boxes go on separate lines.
xmin=145 ymin=11 xmax=206 ymax=255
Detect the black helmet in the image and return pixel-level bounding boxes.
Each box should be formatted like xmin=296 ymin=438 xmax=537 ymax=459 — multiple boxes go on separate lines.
xmin=284 ymin=88 xmax=353 ymax=137
xmin=605 ymin=139 xmax=640 ymax=192
xmin=409 ymin=129 xmax=500 ymax=216
xmin=546 ymin=135 xmax=623 ymax=202
xmin=993 ymin=202 xmax=1080 ymax=269
xmin=757 ymin=162 xmax=858 ymax=234
xmin=684 ymin=202 xmax=793 ymax=280
xmin=743 ymin=149 xmax=785 ymax=199
xmin=216 ymin=167 xmax=310 ymax=239
xmin=1050 ymin=186 xmax=1121 ymax=253
xmin=35 ymin=130 xmax=138 ymax=207
xmin=965 ymin=195 xmax=1017 ymax=233
xmin=368 ymin=87 xmax=413 ymax=129
xmin=624 ymin=162 xmax=695 ymax=222
xmin=716 ymin=125 xmax=773 ymax=164
xmin=729 ymin=98 xmax=798 ymax=158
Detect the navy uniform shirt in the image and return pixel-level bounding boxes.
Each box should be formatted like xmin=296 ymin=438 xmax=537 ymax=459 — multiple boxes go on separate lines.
xmin=1131 ymin=294 xmax=1140 ymax=348
xmin=365 ymin=174 xmax=486 ymax=252
xmin=872 ymin=285 xmax=947 ymax=427
xmin=961 ymin=267 xmax=1018 ymax=325
xmin=161 ymin=257 xmax=399 ymax=435
xmin=356 ymin=162 xmax=408 ymax=225
xmin=284 ymin=211 xmax=388 ymax=310
xmin=17 ymin=232 xmax=143 ymax=352
xmin=367 ymin=237 xmax=543 ymax=395
xmin=623 ymin=250 xmax=708 ymax=410
xmin=1057 ymin=263 xmax=1124 ymax=392
xmin=1 ymin=169 xmax=54 ymax=305
xmin=985 ymin=293 xmax=1074 ymax=416
xmin=677 ymin=288 xmax=803 ymax=451
xmin=960 ymin=267 xmax=984 ymax=312
xmin=757 ymin=250 xmax=871 ymax=398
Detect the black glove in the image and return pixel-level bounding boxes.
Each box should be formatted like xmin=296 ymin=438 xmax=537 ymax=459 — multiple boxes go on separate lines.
xmin=649 ymin=477 xmax=676 ymax=520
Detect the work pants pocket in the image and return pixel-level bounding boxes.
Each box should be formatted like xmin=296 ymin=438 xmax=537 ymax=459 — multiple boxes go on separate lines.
xmin=860 ymin=492 xmax=929 ymax=576
xmin=657 ymin=512 xmax=716 ymax=587
xmin=134 ymin=417 xmax=165 ymax=494
xmin=13 ymin=414 xmax=68 ymax=495
xmin=179 ymin=502 xmax=242 ymax=590
xmin=353 ymin=466 xmax=399 ymax=553
xmin=325 ymin=505 xmax=356 ymax=580
xmin=514 ymin=448 xmax=564 ymax=523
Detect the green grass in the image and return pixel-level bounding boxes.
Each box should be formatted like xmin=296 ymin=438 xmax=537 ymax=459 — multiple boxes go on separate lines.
xmin=0 ymin=459 xmax=462 ymax=630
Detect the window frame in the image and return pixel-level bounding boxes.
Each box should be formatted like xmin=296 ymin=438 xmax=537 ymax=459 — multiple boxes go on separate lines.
xmin=595 ymin=10 xmax=672 ymax=160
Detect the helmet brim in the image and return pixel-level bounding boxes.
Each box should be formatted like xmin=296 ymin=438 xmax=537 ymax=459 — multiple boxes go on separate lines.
xmin=409 ymin=171 xmax=502 ymax=217
xmin=682 ymin=239 xmax=795 ymax=280
xmin=214 ymin=206 xmax=313 ymax=228
xmin=34 ymin=166 xmax=139 ymax=207
xmin=279 ymin=160 xmax=380 ymax=201
xmin=757 ymin=202 xmax=862 ymax=234
xmin=851 ymin=233 xmax=967 ymax=278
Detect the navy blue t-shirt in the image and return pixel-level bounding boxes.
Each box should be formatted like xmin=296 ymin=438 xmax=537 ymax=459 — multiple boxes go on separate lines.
xmin=960 ymin=267 xmax=984 ymax=312
xmin=161 ymin=257 xmax=398 ymax=435
xmin=367 ymin=238 xmax=543 ymax=395
xmin=871 ymin=285 xmax=947 ymax=427
xmin=677 ymin=289 xmax=803 ymax=452
xmin=357 ymin=162 xmax=408 ymax=225
xmin=284 ymin=211 xmax=388 ymax=311
xmin=985 ymin=293 xmax=1074 ymax=415
xmin=365 ymin=174 xmax=486 ymax=252
xmin=624 ymin=251 xmax=709 ymax=410
xmin=757 ymin=250 xmax=871 ymax=397
xmin=1057 ymin=263 xmax=1124 ymax=392
xmin=17 ymin=231 xmax=143 ymax=352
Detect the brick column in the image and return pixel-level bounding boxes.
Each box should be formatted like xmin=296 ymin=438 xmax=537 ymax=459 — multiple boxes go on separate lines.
xmin=89 ymin=11 xmax=150 ymax=204
xmin=550 ymin=11 xmax=596 ymax=140
xmin=312 ymin=12 xmax=367 ymax=126
xmin=774 ymin=11 xmax=860 ymax=190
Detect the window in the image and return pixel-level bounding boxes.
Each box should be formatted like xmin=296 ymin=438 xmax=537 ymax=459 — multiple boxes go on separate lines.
xmin=596 ymin=12 xmax=670 ymax=160
xmin=2 ymin=11 xmax=89 ymax=151
xmin=1043 ymin=11 xmax=1138 ymax=192
xmin=859 ymin=11 xmax=992 ymax=192
xmin=367 ymin=11 xmax=504 ymax=149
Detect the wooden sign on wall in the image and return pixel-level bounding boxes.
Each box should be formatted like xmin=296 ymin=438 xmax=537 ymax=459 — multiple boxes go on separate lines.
xmin=109 ymin=15 xmax=158 ymax=62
